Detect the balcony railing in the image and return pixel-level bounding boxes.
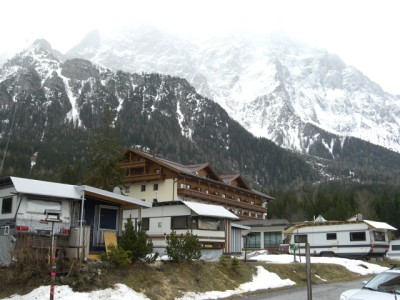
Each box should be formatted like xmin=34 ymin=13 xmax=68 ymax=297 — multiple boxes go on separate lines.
xmin=124 ymin=173 xmax=166 ymax=183
xmin=120 ymin=161 xmax=149 ymax=169
xmin=177 ymin=188 xmax=265 ymax=213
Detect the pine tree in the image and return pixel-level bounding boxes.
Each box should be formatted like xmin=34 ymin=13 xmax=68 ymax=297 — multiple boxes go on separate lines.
xmin=84 ymin=106 xmax=125 ymax=191
xmin=119 ymin=217 xmax=157 ymax=263
xmin=166 ymin=231 xmax=202 ymax=262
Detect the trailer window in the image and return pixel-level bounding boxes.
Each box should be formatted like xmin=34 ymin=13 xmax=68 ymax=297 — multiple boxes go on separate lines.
xmin=1 ymin=197 xmax=12 ymax=214
xmin=171 ymin=216 xmax=189 ymax=229
xmin=294 ymin=234 xmax=307 ymax=243
xmin=139 ymin=218 xmax=149 ymax=231
xmin=198 ymin=217 xmax=219 ymax=230
xmin=326 ymin=233 xmax=337 ymax=240
xmin=350 ymin=231 xmax=366 ymax=241
xmin=373 ymin=231 xmax=386 ymax=242
xmin=392 ymin=245 xmax=400 ymax=251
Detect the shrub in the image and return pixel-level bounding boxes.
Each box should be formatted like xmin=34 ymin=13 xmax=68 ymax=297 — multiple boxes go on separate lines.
xmin=101 ymin=244 xmax=131 ymax=267
xmin=166 ymin=231 xmax=202 ymax=262
xmin=119 ymin=217 xmax=158 ymax=263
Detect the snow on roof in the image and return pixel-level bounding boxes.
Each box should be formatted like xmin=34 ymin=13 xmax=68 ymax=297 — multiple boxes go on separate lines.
xmin=11 ymin=176 xmax=81 ymax=199
xmin=181 ymin=201 xmax=239 ymax=220
xmin=364 ymin=220 xmax=397 ymax=231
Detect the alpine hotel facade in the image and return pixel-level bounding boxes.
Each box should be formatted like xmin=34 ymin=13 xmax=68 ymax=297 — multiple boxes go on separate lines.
xmin=121 ymin=148 xmax=273 ymax=220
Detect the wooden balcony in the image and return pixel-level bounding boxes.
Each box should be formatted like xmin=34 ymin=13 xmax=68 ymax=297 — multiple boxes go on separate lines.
xmin=120 ymin=160 xmax=149 ymax=169
xmin=177 ymin=188 xmax=266 ymax=213
xmin=125 ymin=173 xmax=166 ymax=183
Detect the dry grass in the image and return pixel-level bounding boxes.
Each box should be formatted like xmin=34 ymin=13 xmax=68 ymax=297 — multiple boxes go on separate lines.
xmin=1 ymin=258 xmax=395 ymax=299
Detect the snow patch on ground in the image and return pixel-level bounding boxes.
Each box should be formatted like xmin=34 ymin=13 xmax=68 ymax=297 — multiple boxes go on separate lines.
xmin=2 ymin=253 xmax=387 ymax=300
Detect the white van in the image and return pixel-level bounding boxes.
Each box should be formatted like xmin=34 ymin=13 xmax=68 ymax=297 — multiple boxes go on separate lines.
xmin=387 ymin=240 xmax=400 ymax=260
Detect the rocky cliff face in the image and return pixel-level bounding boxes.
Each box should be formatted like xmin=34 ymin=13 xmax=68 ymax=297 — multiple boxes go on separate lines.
xmin=65 ymin=26 xmax=400 ymax=156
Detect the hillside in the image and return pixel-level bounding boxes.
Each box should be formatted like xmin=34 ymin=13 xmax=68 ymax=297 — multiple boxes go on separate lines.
xmin=0 ymin=255 xmax=387 ymax=300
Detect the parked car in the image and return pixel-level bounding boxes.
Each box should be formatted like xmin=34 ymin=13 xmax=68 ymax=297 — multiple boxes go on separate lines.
xmin=340 ymin=266 xmax=400 ymax=299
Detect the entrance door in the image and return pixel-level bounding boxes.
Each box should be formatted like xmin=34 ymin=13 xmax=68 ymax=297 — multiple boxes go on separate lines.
xmin=95 ymin=205 xmax=118 ymax=247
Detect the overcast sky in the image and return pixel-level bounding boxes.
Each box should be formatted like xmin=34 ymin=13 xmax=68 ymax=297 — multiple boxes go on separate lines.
xmin=1 ymin=0 xmax=399 ymax=94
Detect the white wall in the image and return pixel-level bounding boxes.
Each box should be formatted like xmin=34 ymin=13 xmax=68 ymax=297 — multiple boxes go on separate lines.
xmin=14 ymin=196 xmax=71 ymax=234
xmin=122 ymin=205 xmax=226 ymax=242
xmin=126 ymin=179 xmax=181 ymax=205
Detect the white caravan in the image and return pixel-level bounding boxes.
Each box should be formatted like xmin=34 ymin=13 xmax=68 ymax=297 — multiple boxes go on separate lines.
xmin=284 ymin=219 xmax=397 ymax=259
xmin=387 ymin=240 xmax=400 ymax=261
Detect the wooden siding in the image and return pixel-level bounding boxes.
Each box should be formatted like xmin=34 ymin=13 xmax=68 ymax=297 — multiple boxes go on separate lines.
xmin=121 ymin=149 xmax=267 ymax=220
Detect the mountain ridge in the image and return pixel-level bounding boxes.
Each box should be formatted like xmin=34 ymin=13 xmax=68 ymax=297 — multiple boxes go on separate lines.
xmin=65 ymin=26 xmax=400 ymax=156
xmin=0 ymin=41 xmax=320 ymax=189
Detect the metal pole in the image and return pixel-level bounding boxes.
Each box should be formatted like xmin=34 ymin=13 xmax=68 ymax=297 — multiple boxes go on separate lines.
xmin=306 ymin=242 xmax=312 ymax=300
xmin=79 ymin=189 xmax=85 ymax=260
xmin=49 ymin=221 xmax=56 ymax=300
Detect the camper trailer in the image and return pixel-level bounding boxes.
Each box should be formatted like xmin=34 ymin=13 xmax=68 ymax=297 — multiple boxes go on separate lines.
xmin=0 ymin=176 xmax=150 ymax=265
xmin=123 ymin=200 xmax=239 ymax=260
xmin=285 ymin=219 xmax=397 ymax=259
xmin=387 ymin=240 xmax=400 ymax=261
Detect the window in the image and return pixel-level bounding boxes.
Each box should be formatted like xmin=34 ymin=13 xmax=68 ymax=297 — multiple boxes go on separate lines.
xmin=350 ymin=231 xmax=366 ymax=241
xmin=153 ymin=184 xmax=158 ymax=191
xmin=140 ymin=218 xmax=149 ymax=230
xmin=198 ymin=217 xmax=220 ymax=230
xmin=1 ymin=197 xmax=12 ymax=214
xmin=373 ymin=231 xmax=386 ymax=242
xmin=392 ymin=245 xmax=400 ymax=251
xmin=294 ymin=234 xmax=308 ymax=243
xmin=27 ymin=199 xmax=61 ymax=214
xmin=246 ymin=232 xmax=261 ymax=248
xmin=264 ymin=232 xmax=282 ymax=246
xmin=171 ymin=216 xmax=189 ymax=229
xmin=155 ymin=168 xmax=160 ymax=174
xmin=124 ymin=186 xmax=130 ymax=193
xmin=327 ymin=233 xmax=337 ymax=240
xmin=141 ymin=184 xmax=146 ymax=192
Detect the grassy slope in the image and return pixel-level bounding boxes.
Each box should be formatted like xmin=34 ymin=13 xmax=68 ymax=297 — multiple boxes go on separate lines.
xmin=0 ymin=259 xmax=394 ymax=300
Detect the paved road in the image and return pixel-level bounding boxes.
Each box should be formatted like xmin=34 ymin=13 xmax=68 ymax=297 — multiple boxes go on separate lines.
xmin=229 ymin=277 xmax=371 ymax=300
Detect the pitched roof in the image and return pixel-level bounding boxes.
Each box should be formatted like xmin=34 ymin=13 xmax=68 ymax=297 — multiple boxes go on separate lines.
xmin=124 ymin=148 xmax=274 ymax=201
xmin=220 ymin=174 xmax=251 ymax=190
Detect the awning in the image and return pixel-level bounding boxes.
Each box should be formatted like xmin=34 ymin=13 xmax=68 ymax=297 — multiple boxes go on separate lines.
xmin=81 ymin=185 xmax=151 ymax=208
xmin=181 ymin=201 xmax=239 ymax=220
xmin=364 ymin=220 xmax=397 ymax=231
xmin=11 ymin=177 xmax=80 ymax=199
xmin=9 ymin=177 xmax=150 ymax=209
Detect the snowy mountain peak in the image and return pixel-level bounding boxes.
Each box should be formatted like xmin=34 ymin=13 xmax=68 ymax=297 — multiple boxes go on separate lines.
xmin=63 ymin=26 xmax=400 ymax=154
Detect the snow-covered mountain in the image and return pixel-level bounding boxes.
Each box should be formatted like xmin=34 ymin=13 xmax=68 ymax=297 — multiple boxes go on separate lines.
xmin=0 ymin=40 xmax=320 ymax=187
xmin=66 ymin=26 xmax=400 ymax=155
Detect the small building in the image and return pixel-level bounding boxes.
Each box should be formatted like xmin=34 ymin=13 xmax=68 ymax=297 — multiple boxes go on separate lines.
xmin=123 ymin=200 xmax=239 ymax=260
xmin=0 ymin=176 xmax=150 ymax=265
xmin=237 ymin=219 xmax=290 ymax=253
